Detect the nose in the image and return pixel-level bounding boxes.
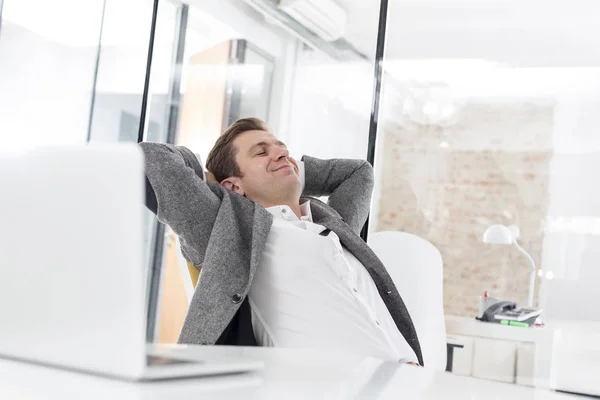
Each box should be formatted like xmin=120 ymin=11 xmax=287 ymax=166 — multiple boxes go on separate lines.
xmin=272 ymin=146 xmax=289 ymax=161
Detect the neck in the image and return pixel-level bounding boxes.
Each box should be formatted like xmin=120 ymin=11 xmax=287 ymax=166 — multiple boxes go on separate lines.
xmin=259 ymin=199 xmax=303 ymax=219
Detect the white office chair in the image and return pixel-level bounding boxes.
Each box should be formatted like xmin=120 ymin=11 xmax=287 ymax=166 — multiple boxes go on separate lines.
xmin=368 ymin=231 xmax=448 ymax=370
xmin=174 ymin=234 xmax=195 ymax=303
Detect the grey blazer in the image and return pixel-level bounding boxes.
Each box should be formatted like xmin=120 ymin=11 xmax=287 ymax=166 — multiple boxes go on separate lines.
xmin=140 ymin=142 xmax=423 ymax=365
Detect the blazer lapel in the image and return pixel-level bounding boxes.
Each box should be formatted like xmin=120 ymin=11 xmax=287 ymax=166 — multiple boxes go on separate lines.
xmin=308 ymin=199 xmax=382 ymax=273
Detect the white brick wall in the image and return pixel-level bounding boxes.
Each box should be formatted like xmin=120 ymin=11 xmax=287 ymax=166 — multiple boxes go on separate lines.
xmin=375 ymin=101 xmax=554 ymax=316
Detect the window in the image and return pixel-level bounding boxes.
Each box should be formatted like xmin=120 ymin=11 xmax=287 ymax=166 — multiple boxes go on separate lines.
xmin=372 ymin=0 xmax=600 ymax=321
xmin=0 ymin=0 xmax=105 ymax=147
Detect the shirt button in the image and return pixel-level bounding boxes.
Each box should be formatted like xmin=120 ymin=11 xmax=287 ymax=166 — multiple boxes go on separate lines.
xmin=352 ymin=288 xmax=358 ymax=293
xmin=376 ymin=321 xmax=380 ymax=326
xmin=231 ymin=293 xmax=243 ymax=304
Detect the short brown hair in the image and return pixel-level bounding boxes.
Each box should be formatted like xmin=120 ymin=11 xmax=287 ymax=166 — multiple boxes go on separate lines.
xmin=206 ymin=117 xmax=270 ymax=182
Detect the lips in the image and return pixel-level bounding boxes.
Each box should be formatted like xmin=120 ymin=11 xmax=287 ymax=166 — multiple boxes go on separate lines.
xmin=273 ymin=164 xmax=292 ymax=172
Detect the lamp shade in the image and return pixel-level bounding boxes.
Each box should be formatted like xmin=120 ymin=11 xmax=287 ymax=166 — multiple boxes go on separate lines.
xmin=483 ymin=224 xmax=514 ymax=245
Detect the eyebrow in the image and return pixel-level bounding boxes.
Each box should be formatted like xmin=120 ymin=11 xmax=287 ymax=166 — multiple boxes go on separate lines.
xmin=248 ymin=140 xmax=287 ymax=155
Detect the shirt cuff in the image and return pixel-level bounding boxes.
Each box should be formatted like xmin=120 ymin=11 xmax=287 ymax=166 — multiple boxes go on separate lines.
xmin=194 ymin=152 xmax=206 ymax=182
xmin=398 ymin=357 xmax=419 ymax=365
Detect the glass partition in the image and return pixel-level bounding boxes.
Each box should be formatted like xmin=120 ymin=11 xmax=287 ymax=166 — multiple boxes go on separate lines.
xmin=4 ymin=0 xmax=600 ymax=389
xmin=0 ymin=0 xmax=105 ymax=147
xmin=147 ymin=0 xmax=383 ymax=343
xmin=88 ymin=0 xmax=179 ymax=145
xmin=372 ymin=0 xmax=600 ymax=385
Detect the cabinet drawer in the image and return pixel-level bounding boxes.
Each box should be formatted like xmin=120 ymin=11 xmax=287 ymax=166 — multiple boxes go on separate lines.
xmin=472 ymin=338 xmax=517 ymax=383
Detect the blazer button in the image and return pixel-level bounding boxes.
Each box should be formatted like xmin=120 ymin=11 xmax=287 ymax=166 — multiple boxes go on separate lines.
xmin=231 ymin=293 xmax=242 ymax=304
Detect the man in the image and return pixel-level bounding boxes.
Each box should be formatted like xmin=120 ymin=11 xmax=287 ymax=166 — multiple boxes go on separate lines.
xmin=141 ymin=117 xmax=423 ymax=365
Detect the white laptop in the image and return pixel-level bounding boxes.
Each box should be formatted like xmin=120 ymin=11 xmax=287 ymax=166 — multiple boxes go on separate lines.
xmin=0 ymin=144 xmax=263 ymax=380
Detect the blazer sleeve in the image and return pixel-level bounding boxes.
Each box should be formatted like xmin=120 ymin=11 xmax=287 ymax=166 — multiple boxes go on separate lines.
xmin=301 ymin=155 xmax=374 ymax=235
xmin=140 ymin=142 xmax=220 ymax=265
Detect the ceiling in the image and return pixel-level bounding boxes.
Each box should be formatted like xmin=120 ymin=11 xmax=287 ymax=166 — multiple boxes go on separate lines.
xmin=337 ymin=0 xmax=600 ymax=67
xmin=7 ymin=0 xmax=600 ymax=67
xmin=2 ymin=0 xmax=172 ymax=47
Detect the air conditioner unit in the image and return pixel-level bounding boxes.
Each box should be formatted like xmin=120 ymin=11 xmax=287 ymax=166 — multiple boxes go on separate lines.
xmin=277 ymin=0 xmax=347 ymax=42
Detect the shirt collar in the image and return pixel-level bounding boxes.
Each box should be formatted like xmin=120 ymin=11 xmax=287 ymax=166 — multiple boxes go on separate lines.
xmin=266 ymin=201 xmax=313 ymax=223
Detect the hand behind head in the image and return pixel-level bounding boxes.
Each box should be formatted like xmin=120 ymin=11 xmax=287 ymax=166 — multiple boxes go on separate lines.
xmin=205 ymin=171 xmax=218 ymax=184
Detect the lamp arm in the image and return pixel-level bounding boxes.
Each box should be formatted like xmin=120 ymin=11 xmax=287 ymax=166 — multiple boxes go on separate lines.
xmin=513 ymin=240 xmax=536 ymax=272
xmin=513 ymin=240 xmax=537 ymax=308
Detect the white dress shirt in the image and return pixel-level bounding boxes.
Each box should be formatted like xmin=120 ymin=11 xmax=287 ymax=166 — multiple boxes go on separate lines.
xmin=248 ymin=201 xmax=417 ymax=363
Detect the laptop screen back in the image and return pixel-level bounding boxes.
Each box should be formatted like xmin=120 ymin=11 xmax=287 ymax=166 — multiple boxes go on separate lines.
xmin=0 ymin=144 xmax=147 ymax=378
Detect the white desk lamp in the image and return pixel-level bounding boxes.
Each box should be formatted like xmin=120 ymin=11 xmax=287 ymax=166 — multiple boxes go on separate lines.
xmin=483 ymin=224 xmax=536 ymax=308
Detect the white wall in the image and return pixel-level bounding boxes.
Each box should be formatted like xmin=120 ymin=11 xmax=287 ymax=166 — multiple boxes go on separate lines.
xmin=186 ymin=0 xmax=297 ymax=141
xmin=184 ymin=1 xmax=374 ymax=162
xmin=0 ymin=0 xmax=175 ymax=148
xmin=176 ymin=0 xmax=373 ymax=163
xmin=539 ymin=77 xmax=600 ymax=321
xmin=285 ymin=49 xmax=372 ymax=160
xmin=0 ymin=21 xmax=99 ymax=148
xmin=342 ymin=0 xmax=600 ymax=67
xmin=89 ymin=93 xmax=169 ymax=143
xmin=0 ymin=0 xmax=372 ymax=160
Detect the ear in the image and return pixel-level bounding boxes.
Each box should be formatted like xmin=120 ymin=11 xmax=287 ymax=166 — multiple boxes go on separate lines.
xmin=221 ymin=177 xmax=245 ymax=196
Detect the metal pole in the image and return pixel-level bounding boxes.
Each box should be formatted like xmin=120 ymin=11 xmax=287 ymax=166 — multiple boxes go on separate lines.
xmin=165 ymin=4 xmax=188 ymax=145
xmin=137 ymin=0 xmax=160 ymax=143
xmin=145 ymin=2 xmax=189 ymax=343
xmin=361 ymin=0 xmax=389 ymax=242
xmin=86 ymin=0 xmax=107 ymax=142
xmin=0 ymin=0 xmax=5 ymax=37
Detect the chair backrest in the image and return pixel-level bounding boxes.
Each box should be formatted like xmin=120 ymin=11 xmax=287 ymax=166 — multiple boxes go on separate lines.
xmin=174 ymin=235 xmax=200 ymax=303
xmin=368 ymin=231 xmax=447 ymax=370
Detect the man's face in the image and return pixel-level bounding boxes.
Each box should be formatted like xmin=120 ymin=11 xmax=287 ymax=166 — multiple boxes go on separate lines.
xmin=225 ymin=130 xmax=301 ymax=206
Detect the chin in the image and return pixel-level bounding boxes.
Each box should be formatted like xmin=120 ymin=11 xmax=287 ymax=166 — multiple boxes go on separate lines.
xmin=283 ymin=173 xmax=301 ymax=186
xmin=277 ymin=176 xmax=301 ymax=194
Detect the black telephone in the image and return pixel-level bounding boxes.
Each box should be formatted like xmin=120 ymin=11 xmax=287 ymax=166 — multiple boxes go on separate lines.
xmin=478 ymin=301 xmax=517 ymax=322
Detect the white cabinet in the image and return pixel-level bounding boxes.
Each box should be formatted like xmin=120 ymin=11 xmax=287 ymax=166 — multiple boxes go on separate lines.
xmin=446 ymin=316 xmax=545 ymax=386
xmin=516 ymin=343 xmax=536 ymax=386
xmin=447 ymin=335 xmax=474 ymax=376
xmin=472 ymin=338 xmax=517 ymax=383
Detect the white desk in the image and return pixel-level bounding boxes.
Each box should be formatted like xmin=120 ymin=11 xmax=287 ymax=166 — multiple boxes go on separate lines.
xmin=0 ymin=344 xmax=584 ymax=400
xmin=446 ymin=315 xmax=545 ymax=343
